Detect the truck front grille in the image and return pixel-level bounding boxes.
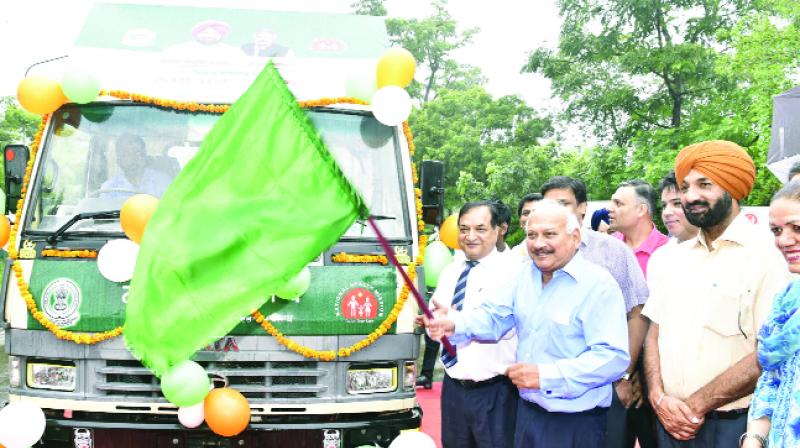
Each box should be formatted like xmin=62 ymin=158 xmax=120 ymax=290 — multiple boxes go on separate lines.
xmin=95 ymin=360 xmax=327 ymax=400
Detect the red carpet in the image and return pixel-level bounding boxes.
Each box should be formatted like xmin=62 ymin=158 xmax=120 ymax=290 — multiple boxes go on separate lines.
xmin=416 ymin=381 xmax=442 ymax=448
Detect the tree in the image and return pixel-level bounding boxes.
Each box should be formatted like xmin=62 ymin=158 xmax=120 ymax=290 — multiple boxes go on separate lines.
xmin=350 ymin=0 xmax=386 ymax=16
xmin=386 ymin=0 xmax=479 ymax=103
xmin=524 ymin=0 xmax=757 ymax=147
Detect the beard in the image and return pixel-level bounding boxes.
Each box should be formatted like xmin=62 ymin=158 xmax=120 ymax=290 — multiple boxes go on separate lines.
xmin=683 ymin=192 xmax=733 ymax=228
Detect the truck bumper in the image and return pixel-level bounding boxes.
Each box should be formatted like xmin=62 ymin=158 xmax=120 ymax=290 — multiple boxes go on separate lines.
xmin=42 ymin=407 xmax=422 ymax=448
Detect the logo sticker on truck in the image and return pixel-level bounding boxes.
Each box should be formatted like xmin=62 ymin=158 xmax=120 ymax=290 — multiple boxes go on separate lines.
xmin=335 ymin=282 xmax=384 ymax=322
xmin=42 ymin=278 xmax=82 ymax=327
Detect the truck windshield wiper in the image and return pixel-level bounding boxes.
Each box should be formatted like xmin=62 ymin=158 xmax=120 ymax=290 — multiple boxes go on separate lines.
xmin=47 ymin=210 xmax=120 ymax=245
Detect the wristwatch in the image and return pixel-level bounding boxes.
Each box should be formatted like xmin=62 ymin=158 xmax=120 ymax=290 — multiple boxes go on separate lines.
xmin=620 ymin=372 xmax=631 ymax=381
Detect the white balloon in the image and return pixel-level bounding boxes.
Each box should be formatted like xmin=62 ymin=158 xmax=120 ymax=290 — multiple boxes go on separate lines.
xmin=97 ymin=239 xmax=139 ymax=283
xmin=178 ymin=402 xmax=205 ymax=428
xmin=0 ymin=401 xmax=46 ymax=448
xmin=388 ymin=431 xmax=436 ymax=448
xmin=371 ymin=86 xmax=412 ymax=126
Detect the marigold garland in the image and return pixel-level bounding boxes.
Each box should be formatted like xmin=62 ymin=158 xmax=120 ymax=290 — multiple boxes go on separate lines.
xmin=9 ymin=94 xmax=428 ymax=353
xmin=41 ymin=249 xmax=98 ymax=258
xmin=331 ymin=252 xmax=389 ymax=265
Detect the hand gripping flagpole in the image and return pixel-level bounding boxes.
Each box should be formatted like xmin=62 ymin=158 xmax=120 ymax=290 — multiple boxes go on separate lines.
xmin=368 ymin=217 xmax=456 ymax=356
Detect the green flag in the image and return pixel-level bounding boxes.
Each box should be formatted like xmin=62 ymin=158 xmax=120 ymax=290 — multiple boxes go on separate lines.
xmin=124 ymin=62 xmax=368 ymax=376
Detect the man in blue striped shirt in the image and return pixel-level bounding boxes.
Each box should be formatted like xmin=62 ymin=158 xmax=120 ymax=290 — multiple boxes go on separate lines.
xmin=425 ymin=200 xmax=630 ymax=447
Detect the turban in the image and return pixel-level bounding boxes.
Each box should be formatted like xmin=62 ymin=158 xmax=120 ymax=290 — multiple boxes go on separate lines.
xmin=590 ymin=208 xmax=610 ymax=231
xmin=674 ymin=140 xmax=755 ymax=201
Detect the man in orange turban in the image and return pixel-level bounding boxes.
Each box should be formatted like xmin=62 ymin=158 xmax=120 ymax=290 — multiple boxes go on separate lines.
xmin=674 ymin=140 xmax=755 ymax=202
xmin=642 ymin=140 xmax=791 ymax=448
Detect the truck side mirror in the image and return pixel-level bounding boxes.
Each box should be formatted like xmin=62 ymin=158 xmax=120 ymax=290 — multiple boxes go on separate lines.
xmin=419 ymin=160 xmax=444 ymax=226
xmin=4 ymin=144 xmax=30 ymax=214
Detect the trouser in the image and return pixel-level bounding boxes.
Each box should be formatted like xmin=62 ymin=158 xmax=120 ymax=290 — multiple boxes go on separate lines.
xmin=420 ymin=332 xmax=440 ymax=378
xmin=514 ymin=399 xmax=608 ymax=448
xmin=606 ymin=385 xmax=658 ymax=448
xmin=441 ymin=374 xmax=518 ymax=448
xmin=655 ymin=410 xmax=747 ymax=447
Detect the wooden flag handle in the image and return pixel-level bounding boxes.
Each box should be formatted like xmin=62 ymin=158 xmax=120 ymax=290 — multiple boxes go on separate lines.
xmin=367 ymin=217 xmax=456 ymax=356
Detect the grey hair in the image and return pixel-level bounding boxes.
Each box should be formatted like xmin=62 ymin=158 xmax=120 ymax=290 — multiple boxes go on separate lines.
xmin=618 ymin=179 xmax=657 ymax=217
xmin=528 ymin=199 xmax=581 ymax=233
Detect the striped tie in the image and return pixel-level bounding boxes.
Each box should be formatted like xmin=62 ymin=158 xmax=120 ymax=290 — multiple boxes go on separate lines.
xmin=440 ymin=260 xmax=479 ymax=368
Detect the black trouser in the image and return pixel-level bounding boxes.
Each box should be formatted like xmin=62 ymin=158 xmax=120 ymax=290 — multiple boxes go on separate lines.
xmin=514 ymin=399 xmax=608 ymax=448
xmin=441 ymin=374 xmax=518 ymax=448
xmin=606 ymin=384 xmax=658 ymax=448
xmin=420 ymin=332 xmax=440 ymax=378
xmin=655 ymin=409 xmax=747 ymax=447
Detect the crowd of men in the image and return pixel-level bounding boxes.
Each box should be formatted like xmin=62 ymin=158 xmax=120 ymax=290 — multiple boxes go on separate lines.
xmin=417 ymin=140 xmax=791 ymax=448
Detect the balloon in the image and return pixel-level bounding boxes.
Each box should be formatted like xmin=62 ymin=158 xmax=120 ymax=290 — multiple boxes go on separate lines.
xmin=0 ymin=401 xmax=46 ymax=448
xmin=371 ymin=86 xmax=412 ymax=127
xmin=344 ymin=67 xmax=377 ymax=103
xmin=61 ymin=69 xmax=101 ymax=104
xmin=0 ymin=215 xmax=10 ymax=248
xmin=423 ymin=241 xmax=454 ymax=288
xmin=388 ymin=431 xmax=436 ymax=448
xmin=160 ymin=360 xmax=210 ymax=407
xmin=439 ymin=214 xmax=459 ymax=250
xmin=96 ymin=239 xmax=139 ymax=283
xmin=16 ymin=76 xmax=66 ymax=115
xmin=120 ymin=194 xmax=160 ymax=243
xmin=204 ymin=388 xmax=251 ymax=437
xmin=177 ymin=402 xmax=205 ymax=428
xmin=81 ymin=106 xmax=113 ymax=123
xmin=275 ymin=267 xmax=311 ymax=300
xmin=376 ymin=47 xmax=416 ymax=88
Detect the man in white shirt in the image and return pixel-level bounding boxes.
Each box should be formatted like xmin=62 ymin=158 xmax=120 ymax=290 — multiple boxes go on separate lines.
xmin=430 ymin=200 xmax=521 ymax=448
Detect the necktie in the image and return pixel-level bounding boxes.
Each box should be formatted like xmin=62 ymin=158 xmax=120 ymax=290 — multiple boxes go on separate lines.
xmin=440 ymin=260 xmax=478 ymax=368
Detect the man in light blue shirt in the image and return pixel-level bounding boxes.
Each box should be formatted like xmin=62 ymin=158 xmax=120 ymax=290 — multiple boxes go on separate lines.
xmin=100 ymin=134 xmax=171 ymax=199
xmin=425 ymin=200 xmax=630 ymax=447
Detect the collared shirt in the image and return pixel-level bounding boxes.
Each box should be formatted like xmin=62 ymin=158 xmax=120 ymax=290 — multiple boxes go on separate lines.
xmin=613 ymin=225 xmax=670 ymax=277
xmin=101 ymin=168 xmax=172 ymax=198
xmin=510 ymin=241 xmax=529 ymax=261
xmin=580 ymin=230 xmax=649 ymax=313
xmin=450 ymin=253 xmax=630 ymax=412
xmin=643 ymin=212 xmax=792 ymax=411
xmin=432 ymin=249 xmax=522 ymax=381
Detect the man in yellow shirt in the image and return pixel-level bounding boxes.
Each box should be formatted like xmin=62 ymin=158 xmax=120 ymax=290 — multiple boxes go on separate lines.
xmin=642 ymin=140 xmax=791 ymax=447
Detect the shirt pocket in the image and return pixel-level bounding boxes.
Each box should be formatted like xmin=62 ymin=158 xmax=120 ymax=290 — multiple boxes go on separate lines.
xmin=703 ymin=285 xmax=754 ymax=339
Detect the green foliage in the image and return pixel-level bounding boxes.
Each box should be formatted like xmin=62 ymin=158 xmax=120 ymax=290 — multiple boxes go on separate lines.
xmin=386 ymin=0 xmax=480 ymax=102
xmin=350 ymin=0 xmax=386 ymax=16
xmin=0 ymin=97 xmax=40 ymax=189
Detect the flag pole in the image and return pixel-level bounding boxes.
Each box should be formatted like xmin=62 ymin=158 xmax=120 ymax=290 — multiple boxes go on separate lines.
xmin=367 ymin=217 xmax=456 ymax=356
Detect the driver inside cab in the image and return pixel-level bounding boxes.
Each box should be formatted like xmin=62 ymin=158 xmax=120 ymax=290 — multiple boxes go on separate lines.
xmin=100 ymin=134 xmax=171 ymax=199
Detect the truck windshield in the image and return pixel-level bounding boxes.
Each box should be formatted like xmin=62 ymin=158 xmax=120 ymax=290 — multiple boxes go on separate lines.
xmin=26 ymin=104 xmax=408 ymax=239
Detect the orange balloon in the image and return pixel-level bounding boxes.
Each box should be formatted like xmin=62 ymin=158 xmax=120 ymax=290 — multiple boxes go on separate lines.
xmin=17 ymin=76 xmax=67 ymax=115
xmin=439 ymin=214 xmax=459 ymax=250
xmin=0 ymin=215 xmax=9 ymax=248
xmin=120 ymin=194 xmax=160 ymax=243
xmin=204 ymin=388 xmax=251 ymax=437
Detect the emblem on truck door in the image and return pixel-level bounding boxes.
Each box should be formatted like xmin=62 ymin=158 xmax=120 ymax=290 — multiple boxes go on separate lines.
xmin=335 ymin=282 xmax=384 ymax=322
xmin=42 ymin=278 xmax=82 ymax=327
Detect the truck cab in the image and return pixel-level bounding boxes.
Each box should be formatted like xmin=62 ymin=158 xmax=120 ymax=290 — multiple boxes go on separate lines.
xmin=2 ymin=5 xmax=443 ymax=447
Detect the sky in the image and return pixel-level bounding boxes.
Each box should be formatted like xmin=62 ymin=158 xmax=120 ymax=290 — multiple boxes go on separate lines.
xmin=0 ymin=0 xmax=576 ymax=142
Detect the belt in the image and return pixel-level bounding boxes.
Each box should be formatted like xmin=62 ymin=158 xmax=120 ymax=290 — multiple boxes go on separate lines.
xmin=446 ymin=374 xmax=507 ymax=389
xmin=523 ymin=399 xmax=607 ymax=416
xmin=705 ymin=407 xmax=748 ymax=420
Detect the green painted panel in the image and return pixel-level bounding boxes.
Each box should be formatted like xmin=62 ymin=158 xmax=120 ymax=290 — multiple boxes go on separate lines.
xmin=27 ymin=260 xmax=128 ymax=331
xmin=75 ymin=4 xmax=389 ymax=58
xmin=25 ymin=261 xmax=396 ymax=336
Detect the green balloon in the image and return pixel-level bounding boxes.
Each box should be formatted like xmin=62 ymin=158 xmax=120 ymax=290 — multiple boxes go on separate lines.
xmin=160 ymin=360 xmax=210 ymax=406
xmin=345 ymin=69 xmax=377 ymax=103
xmin=275 ymin=267 xmax=311 ymax=300
xmin=61 ymin=69 xmax=101 ymax=104
xmin=423 ymin=241 xmax=454 ymax=288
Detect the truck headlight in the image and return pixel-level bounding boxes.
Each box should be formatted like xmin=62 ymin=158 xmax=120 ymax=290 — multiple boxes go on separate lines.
xmin=27 ymin=361 xmax=77 ymax=391
xmin=8 ymin=356 xmax=20 ymax=387
xmin=403 ymin=361 xmax=416 ymax=391
xmin=346 ymin=366 xmax=396 ymax=394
